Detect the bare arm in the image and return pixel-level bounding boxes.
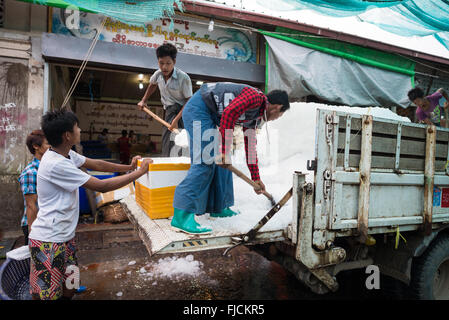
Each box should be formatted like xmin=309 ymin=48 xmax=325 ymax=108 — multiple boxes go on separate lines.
xmin=82 ymin=158 xmax=152 ymax=193
xmin=437 ymin=88 xmax=449 ymax=102
xmin=24 ymin=194 xmax=38 ymax=231
xmin=169 ymin=104 xmax=187 ymax=131
xmin=138 ymin=83 xmax=158 ymax=108
xmin=422 ymin=118 xmax=433 ymax=125
xmin=169 ymin=76 xmax=192 ymax=130
xmin=82 ymin=155 xmax=141 ymax=173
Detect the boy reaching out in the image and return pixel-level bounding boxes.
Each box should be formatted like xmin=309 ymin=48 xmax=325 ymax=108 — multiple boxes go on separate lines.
xmin=408 ymin=87 xmax=449 ymax=127
xmin=29 ymin=109 xmax=152 ymax=300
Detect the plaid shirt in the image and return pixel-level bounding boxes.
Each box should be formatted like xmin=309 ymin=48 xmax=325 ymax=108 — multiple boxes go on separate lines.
xmin=18 ymin=157 xmax=40 ymax=227
xmin=219 ymin=86 xmax=267 ymax=181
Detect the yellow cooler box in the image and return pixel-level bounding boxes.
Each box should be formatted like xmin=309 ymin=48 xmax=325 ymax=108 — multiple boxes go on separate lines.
xmin=135 ymin=157 xmax=190 ymax=219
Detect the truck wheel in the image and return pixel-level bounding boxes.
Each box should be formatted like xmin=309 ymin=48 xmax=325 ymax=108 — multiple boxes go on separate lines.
xmin=410 ymin=234 xmax=449 ymax=300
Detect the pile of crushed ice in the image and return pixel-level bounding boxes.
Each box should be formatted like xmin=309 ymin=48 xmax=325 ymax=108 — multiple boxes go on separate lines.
xmin=136 ymin=255 xmax=203 ymax=281
xmin=196 ymin=102 xmax=410 ymax=234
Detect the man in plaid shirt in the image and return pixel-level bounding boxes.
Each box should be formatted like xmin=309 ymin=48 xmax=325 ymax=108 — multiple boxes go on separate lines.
xmin=172 ymin=82 xmax=289 ymax=235
xmin=18 ymin=130 xmax=50 ymax=245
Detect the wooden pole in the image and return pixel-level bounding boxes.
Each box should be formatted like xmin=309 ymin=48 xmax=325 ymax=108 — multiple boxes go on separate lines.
xmin=142 ymin=105 xmax=179 ymax=134
xmin=226 ymin=164 xmax=276 ymax=206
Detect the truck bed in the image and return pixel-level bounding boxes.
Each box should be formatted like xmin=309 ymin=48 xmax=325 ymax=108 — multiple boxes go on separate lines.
xmin=308 ymin=109 xmax=449 ymax=250
xmin=121 ymin=195 xmax=287 ymax=256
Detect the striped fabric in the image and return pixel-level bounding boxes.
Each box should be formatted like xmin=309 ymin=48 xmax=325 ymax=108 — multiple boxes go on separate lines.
xmin=29 ymin=238 xmax=77 ymax=300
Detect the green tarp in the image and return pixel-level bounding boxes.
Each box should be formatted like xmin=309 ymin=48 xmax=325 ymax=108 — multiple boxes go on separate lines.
xmin=261 ymin=27 xmax=415 ymax=77
xmin=18 ymin=0 xmax=94 ymax=12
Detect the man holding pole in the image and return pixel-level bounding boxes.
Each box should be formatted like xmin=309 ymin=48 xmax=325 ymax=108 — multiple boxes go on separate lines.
xmin=137 ymin=43 xmax=192 ymax=156
xmin=171 ymin=82 xmax=290 ymax=235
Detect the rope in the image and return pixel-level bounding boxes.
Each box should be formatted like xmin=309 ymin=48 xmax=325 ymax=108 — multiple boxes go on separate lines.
xmin=61 ymin=17 xmax=107 ymax=110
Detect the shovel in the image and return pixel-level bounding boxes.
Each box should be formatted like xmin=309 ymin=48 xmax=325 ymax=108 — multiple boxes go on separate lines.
xmin=226 ymin=164 xmax=276 ymax=206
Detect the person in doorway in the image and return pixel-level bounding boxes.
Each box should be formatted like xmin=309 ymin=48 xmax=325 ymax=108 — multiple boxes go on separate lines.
xmin=97 ymin=128 xmax=108 ymax=144
xmin=408 ymin=87 xmax=449 ymax=127
xmin=28 ymin=109 xmax=152 ymax=300
xmin=18 ymin=130 xmax=50 ymax=245
xmin=137 ymin=42 xmax=193 ymax=156
xmin=171 ymin=82 xmax=289 ymax=234
xmin=129 ymin=130 xmax=137 ymax=145
xmin=147 ymin=136 xmax=157 ymax=153
xmin=117 ymin=129 xmax=131 ymax=164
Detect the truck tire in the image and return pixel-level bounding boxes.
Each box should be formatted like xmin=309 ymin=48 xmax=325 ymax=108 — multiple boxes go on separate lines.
xmin=410 ymin=234 xmax=449 ymax=300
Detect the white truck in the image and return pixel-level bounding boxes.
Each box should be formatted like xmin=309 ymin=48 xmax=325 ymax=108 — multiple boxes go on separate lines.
xmin=121 ymin=108 xmax=449 ymax=300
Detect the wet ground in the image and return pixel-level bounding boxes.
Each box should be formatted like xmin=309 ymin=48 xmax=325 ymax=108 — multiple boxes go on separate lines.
xmin=1 ymin=223 xmax=391 ymax=301
xmin=73 ymin=246 xmax=386 ymax=300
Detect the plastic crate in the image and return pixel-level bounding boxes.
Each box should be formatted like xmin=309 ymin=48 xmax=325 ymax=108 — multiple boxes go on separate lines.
xmin=0 ymin=258 xmax=31 ymax=300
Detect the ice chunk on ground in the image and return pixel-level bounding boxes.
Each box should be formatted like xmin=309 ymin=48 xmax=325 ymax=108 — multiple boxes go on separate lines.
xmin=148 ymin=255 xmax=203 ymax=279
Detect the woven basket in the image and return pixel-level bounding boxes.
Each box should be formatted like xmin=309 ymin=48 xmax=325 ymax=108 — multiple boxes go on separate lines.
xmin=102 ymin=203 xmax=129 ymax=223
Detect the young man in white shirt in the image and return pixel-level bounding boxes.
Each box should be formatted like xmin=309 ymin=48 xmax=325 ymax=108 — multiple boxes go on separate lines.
xmin=29 ymin=109 xmax=152 ymax=300
xmin=137 ymin=43 xmax=193 ymax=156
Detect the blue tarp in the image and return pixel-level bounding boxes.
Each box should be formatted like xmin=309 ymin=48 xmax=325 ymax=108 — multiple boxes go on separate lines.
xmin=256 ymin=0 xmax=449 ymax=50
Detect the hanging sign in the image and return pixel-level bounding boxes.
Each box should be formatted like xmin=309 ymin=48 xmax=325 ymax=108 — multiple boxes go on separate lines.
xmin=51 ymin=9 xmax=257 ymax=63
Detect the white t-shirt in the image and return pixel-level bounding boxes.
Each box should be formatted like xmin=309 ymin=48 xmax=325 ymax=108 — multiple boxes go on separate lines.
xmin=150 ymin=67 xmax=192 ymax=109
xmin=29 ymin=149 xmax=91 ymax=243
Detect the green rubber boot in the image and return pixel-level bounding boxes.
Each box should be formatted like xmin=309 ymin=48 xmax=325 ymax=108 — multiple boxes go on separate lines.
xmin=171 ymin=208 xmax=212 ymax=235
xmin=210 ymin=207 xmax=240 ymax=218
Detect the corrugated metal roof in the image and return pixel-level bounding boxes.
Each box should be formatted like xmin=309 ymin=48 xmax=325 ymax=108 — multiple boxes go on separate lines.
xmin=182 ymin=0 xmax=449 ymax=67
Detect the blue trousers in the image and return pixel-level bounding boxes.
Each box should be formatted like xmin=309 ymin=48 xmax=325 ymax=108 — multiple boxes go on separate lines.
xmin=173 ymin=91 xmax=234 ymax=215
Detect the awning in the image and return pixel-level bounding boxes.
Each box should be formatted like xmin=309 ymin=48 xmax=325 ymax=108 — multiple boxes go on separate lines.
xmin=265 ymin=34 xmax=414 ymax=108
xmin=263 ymin=27 xmax=416 ymax=77
xmin=42 ymin=33 xmax=265 ymax=84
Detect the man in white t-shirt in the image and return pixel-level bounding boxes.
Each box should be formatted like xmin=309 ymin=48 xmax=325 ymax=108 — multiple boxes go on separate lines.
xmin=137 ymin=42 xmax=193 ymax=156
xmin=29 ymin=109 xmax=152 ymax=300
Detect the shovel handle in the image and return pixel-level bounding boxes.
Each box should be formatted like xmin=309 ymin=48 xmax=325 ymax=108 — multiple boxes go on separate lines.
xmin=227 ymin=165 xmax=275 ymax=204
xmin=142 ymin=105 xmax=179 ymax=134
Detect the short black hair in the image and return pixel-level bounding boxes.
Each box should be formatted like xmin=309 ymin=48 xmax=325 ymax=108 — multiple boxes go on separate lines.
xmin=41 ymin=109 xmax=79 ymax=147
xmin=266 ymin=90 xmax=290 ymax=112
xmin=102 ymin=128 xmax=108 ymax=134
xmin=408 ymin=87 xmax=424 ymax=102
xmin=156 ymin=43 xmax=177 ymax=60
xmin=121 ymin=130 xmax=127 ymax=137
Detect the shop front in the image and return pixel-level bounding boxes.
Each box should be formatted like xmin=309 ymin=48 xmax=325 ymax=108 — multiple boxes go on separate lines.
xmin=43 ymin=8 xmax=265 ymax=160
